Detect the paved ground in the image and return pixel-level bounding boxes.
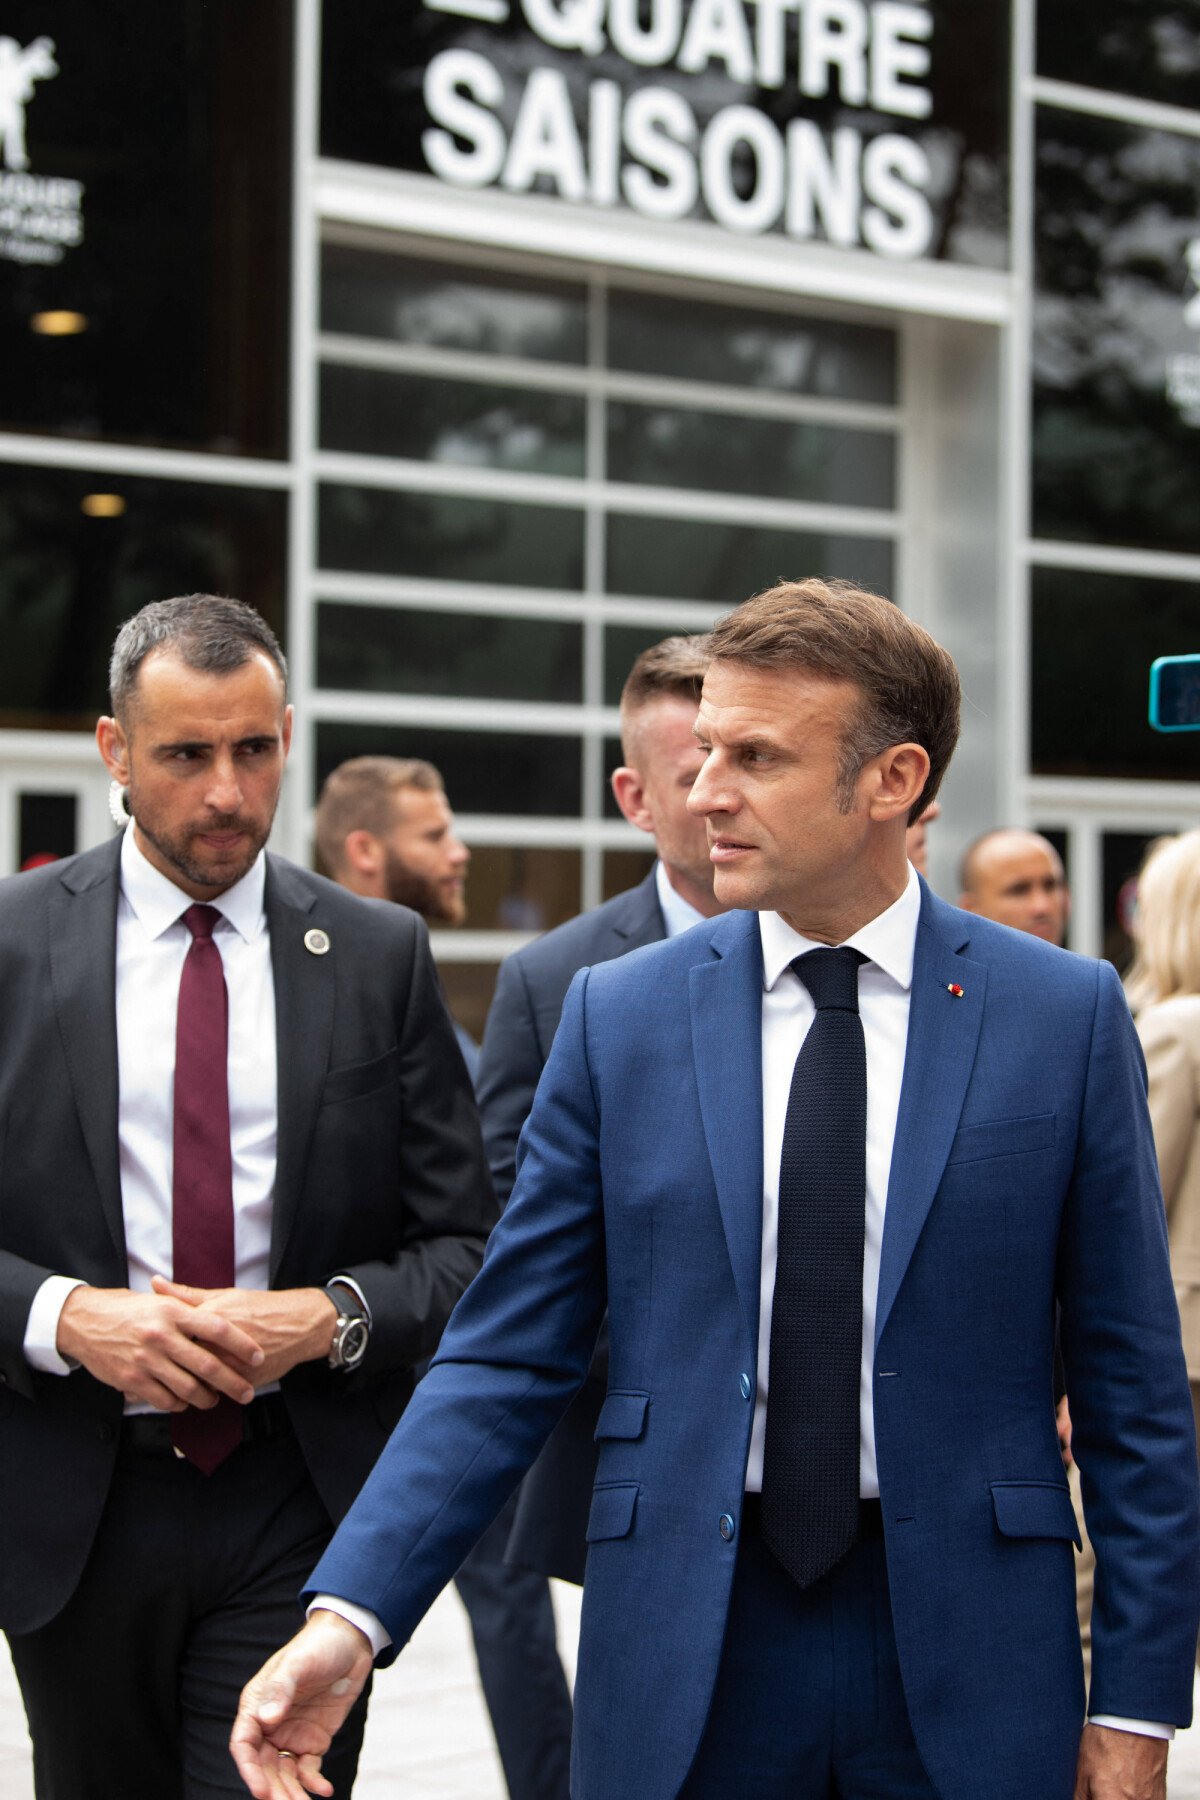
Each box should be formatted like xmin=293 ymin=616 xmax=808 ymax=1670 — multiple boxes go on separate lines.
xmin=3 ymin=1584 xmax=1199 ymax=1797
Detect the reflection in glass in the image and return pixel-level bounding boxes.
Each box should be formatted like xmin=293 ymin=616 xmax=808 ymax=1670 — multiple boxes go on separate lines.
xmin=319 ymin=486 xmax=584 ymax=589
xmin=608 ymin=404 xmax=894 ymax=508
xmin=606 ymin=515 xmax=894 ymax=604
xmin=321 ymin=243 xmax=587 ymax=363
xmin=1030 ymin=567 xmax=1200 ymax=780
xmin=1032 ymin=112 xmax=1200 ymax=554
xmin=316 ymin=724 xmax=582 ymax=817
xmin=319 ymin=366 xmax=586 ymax=476
xmin=1037 ymin=1 xmax=1200 ymax=112
xmin=465 ymin=845 xmax=581 ymax=934
xmin=1103 ymin=832 xmax=1163 ymax=973
xmin=0 ymin=465 xmax=287 ymax=729
xmin=317 ymin=604 xmax=583 ymax=703
xmin=608 ymin=292 xmax=896 ymax=403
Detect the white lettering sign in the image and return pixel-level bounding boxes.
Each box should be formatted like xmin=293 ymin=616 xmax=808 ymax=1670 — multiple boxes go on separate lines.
xmin=421 ymin=0 xmax=939 ymax=260
xmin=0 ymin=38 xmax=85 ymax=266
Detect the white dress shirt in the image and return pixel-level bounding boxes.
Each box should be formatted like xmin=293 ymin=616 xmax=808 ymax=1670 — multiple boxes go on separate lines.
xmin=747 ymin=867 xmax=919 ymax=1496
xmin=24 ymin=827 xmax=278 ymax=1396
xmin=654 ymin=859 xmax=706 ymax=939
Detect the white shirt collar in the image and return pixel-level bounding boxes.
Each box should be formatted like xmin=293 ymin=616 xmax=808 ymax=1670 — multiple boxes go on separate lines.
xmin=119 ymin=824 xmax=267 ymax=945
xmin=654 ymin=859 xmax=707 ymax=939
xmin=759 ymin=863 xmax=920 ymax=995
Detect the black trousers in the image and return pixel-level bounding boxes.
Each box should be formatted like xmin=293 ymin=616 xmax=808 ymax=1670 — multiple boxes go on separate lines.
xmin=454 ymin=1488 xmax=573 ymax=1800
xmin=7 ymin=1422 xmax=369 ymax=1800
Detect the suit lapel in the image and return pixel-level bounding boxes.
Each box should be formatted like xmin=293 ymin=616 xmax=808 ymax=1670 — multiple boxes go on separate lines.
xmin=266 ymin=857 xmax=335 ymax=1281
xmin=48 ymin=839 xmax=126 ymax=1265
xmin=690 ymin=912 xmax=764 ymax=1343
xmin=875 ymin=888 xmax=986 ymax=1346
xmin=608 ymin=869 xmax=666 ymax=955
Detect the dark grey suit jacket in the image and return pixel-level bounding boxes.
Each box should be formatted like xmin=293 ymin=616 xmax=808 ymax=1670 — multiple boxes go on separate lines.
xmin=474 ymin=870 xmax=664 ymax=1584
xmin=0 ymin=834 xmax=496 ymax=1634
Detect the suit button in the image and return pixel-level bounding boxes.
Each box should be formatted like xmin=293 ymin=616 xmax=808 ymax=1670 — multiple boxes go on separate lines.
xmin=739 ymin=1372 xmax=752 ymax=1400
xmin=719 ymin=1513 xmax=735 ymax=1541
xmin=97 ymin=1422 xmax=115 ymax=1444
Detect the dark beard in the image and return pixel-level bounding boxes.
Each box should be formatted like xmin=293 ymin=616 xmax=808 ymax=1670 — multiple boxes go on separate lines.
xmin=383 ymin=848 xmax=460 ymax=924
xmin=132 ymin=807 xmax=268 ymax=894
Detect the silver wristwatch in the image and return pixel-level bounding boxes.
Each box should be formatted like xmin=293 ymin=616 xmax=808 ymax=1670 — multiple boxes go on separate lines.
xmin=325 ymin=1283 xmax=370 ymax=1372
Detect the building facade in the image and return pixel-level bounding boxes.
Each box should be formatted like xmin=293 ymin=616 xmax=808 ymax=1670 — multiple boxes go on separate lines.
xmin=2 ymin=0 xmax=1198 ymax=1025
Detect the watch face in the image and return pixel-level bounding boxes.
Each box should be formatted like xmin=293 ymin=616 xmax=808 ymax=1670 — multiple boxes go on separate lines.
xmin=340 ymin=1320 xmax=369 ymax=1367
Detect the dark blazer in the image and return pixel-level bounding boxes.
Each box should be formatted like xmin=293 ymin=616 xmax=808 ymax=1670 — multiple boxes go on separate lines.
xmin=474 ymin=871 xmax=664 ymax=1583
xmin=0 ymin=834 xmax=495 ymax=1635
xmin=313 ymin=888 xmax=1200 ymax=1800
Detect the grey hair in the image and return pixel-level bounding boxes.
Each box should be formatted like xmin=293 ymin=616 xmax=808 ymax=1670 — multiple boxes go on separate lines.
xmin=108 ymin=593 xmax=287 ymax=720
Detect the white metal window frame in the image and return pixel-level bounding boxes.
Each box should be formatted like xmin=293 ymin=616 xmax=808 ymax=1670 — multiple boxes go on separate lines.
xmin=1018 ymin=37 xmax=1200 ymax=956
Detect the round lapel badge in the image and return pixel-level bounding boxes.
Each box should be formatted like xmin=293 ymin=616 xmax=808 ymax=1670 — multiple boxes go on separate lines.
xmin=304 ymin=927 xmax=331 ymax=956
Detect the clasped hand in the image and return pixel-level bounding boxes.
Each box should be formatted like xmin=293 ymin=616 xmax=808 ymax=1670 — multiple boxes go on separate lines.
xmin=56 ymin=1279 xmax=336 ymax=1411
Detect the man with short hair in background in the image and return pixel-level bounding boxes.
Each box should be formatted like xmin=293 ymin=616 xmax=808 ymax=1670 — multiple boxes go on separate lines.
xmin=0 ymin=593 xmax=494 ymax=1799
xmin=959 ymin=827 xmax=1070 ymax=946
xmin=476 ymin=634 xmax=723 ymax=1590
xmin=314 ymin=753 xmax=574 ymax=1800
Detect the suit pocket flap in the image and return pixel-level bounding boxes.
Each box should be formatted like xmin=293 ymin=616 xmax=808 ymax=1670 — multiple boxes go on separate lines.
xmin=322 ymin=1047 xmax=400 ymax=1105
xmin=586 ymin=1483 xmax=639 ymax=1542
xmin=991 ymin=1480 xmax=1081 ymax=1546
xmin=947 ymin=1112 xmax=1056 ymax=1167
xmin=594 ymin=1391 xmax=649 ymax=1441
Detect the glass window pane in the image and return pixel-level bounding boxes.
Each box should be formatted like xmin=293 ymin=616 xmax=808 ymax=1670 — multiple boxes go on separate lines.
xmin=436 ymin=961 xmax=499 ymax=1049
xmin=321 ymin=244 xmax=587 ymax=363
xmin=608 ymin=293 xmax=896 ymax=403
xmin=465 ymin=846 xmax=581 ymax=933
xmin=608 ymin=404 xmax=894 ymax=507
xmin=319 ymin=366 xmax=586 ymax=476
xmin=1030 ymin=567 xmax=1200 ymax=780
xmin=604 ymin=624 xmax=709 ymax=707
xmin=317 ymin=604 xmax=583 ymax=703
xmin=1032 ymin=112 xmax=1200 ymax=554
xmin=1038 ymin=2 xmax=1200 ymax=112
xmin=319 ymin=486 xmax=584 ymax=590
xmin=1103 ymin=832 xmax=1162 ymax=973
xmin=18 ymin=793 xmax=77 ymax=868
xmin=0 ymin=464 xmax=287 ymax=729
xmin=0 ymin=3 xmax=291 ymax=455
xmin=316 ymin=724 xmax=581 ymax=817
xmin=603 ymin=849 xmax=656 ymax=901
xmin=606 ymin=515 xmax=893 ymax=605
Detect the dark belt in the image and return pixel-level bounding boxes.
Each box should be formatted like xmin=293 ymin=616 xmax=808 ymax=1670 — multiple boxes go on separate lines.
xmin=122 ymin=1391 xmax=292 ymax=1457
xmin=740 ymin=1492 xmax=884 ymax=1544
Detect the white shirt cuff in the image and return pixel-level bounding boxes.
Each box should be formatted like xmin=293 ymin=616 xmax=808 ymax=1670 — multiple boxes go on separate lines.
xmin=307 ymin=1595 xmax=392 ymax=1659
xmin=327 ymin=1274 xmax=372 ymax=1330
xmin=1088 ymin=1715 xmax=1175 ymax=1741
xmin=23 ymin=1276 xmax=87 ymax=1375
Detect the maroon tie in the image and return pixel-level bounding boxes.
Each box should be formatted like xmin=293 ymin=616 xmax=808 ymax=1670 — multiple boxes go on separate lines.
xmin=170 ymin=903 xmax=242 ymax=1473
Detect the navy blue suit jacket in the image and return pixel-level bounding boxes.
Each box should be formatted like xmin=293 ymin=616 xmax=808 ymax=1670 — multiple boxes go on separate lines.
xmin=475 ymin=870 xmax=664 ymax=1583
xmin=313 ymin=885 xmax=1200 ymax=1800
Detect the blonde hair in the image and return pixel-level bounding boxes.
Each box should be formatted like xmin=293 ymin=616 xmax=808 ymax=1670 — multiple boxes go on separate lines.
xmin=1126 ymin=829 xmax=1200 ymax=1009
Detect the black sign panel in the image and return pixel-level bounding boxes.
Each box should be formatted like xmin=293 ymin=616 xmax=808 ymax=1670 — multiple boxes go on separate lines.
xmin=0 ymin=2 xmax=292 ymax=455
xmin=322 ymin=0 xmax=1011 ymax=269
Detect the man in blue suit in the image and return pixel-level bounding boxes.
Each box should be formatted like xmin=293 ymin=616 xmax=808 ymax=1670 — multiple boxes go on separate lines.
xmin=232 ymin=579 xmax=1200 ymax=1800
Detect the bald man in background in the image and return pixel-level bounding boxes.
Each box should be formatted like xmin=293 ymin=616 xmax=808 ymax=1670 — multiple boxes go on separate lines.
xmin=959 ymin=828 xmax=1069 ymax=947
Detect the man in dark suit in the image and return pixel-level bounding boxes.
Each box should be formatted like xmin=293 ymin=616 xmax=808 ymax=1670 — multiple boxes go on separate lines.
xmin=0 ymin=593 xmax=494 ymax=1799
xmin=234 ymin=579 xmax=1200 ymax=1800
xmin=314 ymin=753 xmax=573 ymax=1800
xmin=477 ymin=634 xmax=720 ymax=1585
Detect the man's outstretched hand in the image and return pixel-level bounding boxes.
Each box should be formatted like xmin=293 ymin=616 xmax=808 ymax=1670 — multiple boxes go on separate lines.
xmin=230 ymin=1611 xmax=374 ymax=1798
xmin=1074 ymin=1723 xmax=1168 ymax=1799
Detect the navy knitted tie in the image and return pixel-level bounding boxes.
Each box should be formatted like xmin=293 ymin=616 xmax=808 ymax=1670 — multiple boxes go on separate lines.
xmin=761 ymin=945 xmax=867 ymax=1588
